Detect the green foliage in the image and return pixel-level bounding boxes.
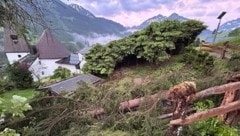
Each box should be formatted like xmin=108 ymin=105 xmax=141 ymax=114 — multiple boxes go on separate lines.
xmin=228 ymin=27 xmax=240 ymax=37
xmin=0 ymin=95 xmax=32 ymax=117
xmin=0 ymin=52 xmax=7 ymax=65
xmin=50 ymin=66 xmax=71 ymax=80
xmin=6 ymin=63 xmax=33 ymax=89
xmin=183 ymin=100 xmax=239 ymax=136
xmin=0 ymin=128 xmax=20 ymax=136
xmin=179 ymin=47 xmax=215 ymax=75
xmin=216 ymin=36 xmax=240 ymax=46
xmin=84 ymin=20 xmax=206 ymax=76
xmin=0 ymin=71 xmax=14 ymax=94
xmin=227 ymin=53 xmax=240 ymax=72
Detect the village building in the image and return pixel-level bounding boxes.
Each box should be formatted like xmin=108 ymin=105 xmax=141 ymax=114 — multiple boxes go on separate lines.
xmin=3 ymin=27 xmax=31 ymax=64
xmin=3 ymin=28 xmax=86 ymax=81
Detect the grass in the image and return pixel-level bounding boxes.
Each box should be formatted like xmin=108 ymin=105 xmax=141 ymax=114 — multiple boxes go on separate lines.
xmin=0 ymin=88 xmax=40 ymax=102
xmin=216 ymin=36 xmax=240 ymax=46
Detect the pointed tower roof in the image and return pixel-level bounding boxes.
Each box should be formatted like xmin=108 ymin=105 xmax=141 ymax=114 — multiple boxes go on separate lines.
xmin=3 ymin=27 xmax=30 ymax=53
xmin=36 ymin=29 xmax=70 ymax=59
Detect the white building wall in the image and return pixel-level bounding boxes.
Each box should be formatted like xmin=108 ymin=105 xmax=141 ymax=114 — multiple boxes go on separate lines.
xmin=29 ymin=58 xmax=80 ymax=81
xmin=6 ymin=52 xmax=30 ymax=64
xmin=58 ymin=64 xmax=79 ymax=74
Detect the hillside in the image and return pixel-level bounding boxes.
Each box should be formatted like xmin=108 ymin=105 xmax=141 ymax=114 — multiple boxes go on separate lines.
xmin=5 ymin=45 xmax=240 ymax=135
xmin=33 ymin=0 xmax=126 ymax=47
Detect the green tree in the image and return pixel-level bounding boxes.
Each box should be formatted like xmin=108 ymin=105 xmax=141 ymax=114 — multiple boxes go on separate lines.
xmin=84 ymin=20 xmax=206 ymax=76
xmin=51 ymin=66 xmax=72 ymax=80
xmin=6 ymin=63 xmax=33 ymax=89
xmin=0 ymin=95 xmax=32 ymax=136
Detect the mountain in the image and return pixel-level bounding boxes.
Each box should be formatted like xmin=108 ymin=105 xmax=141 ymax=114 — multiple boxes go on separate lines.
xmin=137 ymin=14 xmax=166 ymax=29
xmin=168 ymin=13 xmax=188 ymax=21
xmin=219 ymin=18 xmax=240 ymax=32
xmin=136 ymin=13 xmax=188 ymax=29
xmin=69 ymin=4 xmax=95 ymax=18
xmin=22 ymin=0 xmax=126 ymax=52
xmin=40 ymin=0 xmax=125 ymax=36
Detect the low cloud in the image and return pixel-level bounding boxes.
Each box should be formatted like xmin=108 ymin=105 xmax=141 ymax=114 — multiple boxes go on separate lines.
xmin=71 ymin=32 xmax=121 ymax=46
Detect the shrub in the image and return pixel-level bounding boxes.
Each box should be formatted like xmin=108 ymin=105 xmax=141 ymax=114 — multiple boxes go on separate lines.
xmin=84 ymin=20 xmax=206 ymax=76
xmin=227 ymin=53 xmax=240 ymax=72
xmin=6 ymin=62 xmax=33 ymax=89
xmin=50 ymin=66 xmax=71 ymax=80
xmin=179 ymin=47 xmax=215 ymax=75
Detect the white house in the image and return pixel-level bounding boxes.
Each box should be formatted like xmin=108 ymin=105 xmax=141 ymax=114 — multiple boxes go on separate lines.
xmin=3 ymin=28 xmax=30 ymax=64
xmin=4 ymin=28 xmax=86 ymax=81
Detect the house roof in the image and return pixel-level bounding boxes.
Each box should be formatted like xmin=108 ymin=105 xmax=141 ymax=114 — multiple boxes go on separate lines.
xmin=3 ymin=27 xmax=30 ymax=53
xmin=55 ymin=53 xmax=80 ymax=65
xmin=40 ymin=74 xmax=102 ymax=94
xmin=18 ymin=54 xmax=37 ymax=67
xmin=36 ymin=29 xmax=70 ymax=59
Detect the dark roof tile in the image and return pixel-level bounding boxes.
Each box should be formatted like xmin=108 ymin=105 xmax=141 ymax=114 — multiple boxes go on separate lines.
xmin=3 ymin=27 xmax=30 ymax=53
xmin=40 ymin=74 xmax=102 ymax=94
xmin=36 ymin=29 xmax=70 ymax=59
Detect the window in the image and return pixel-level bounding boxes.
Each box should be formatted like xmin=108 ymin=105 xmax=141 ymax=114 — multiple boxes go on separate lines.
xmin=10 ymin=35 xmax=18 ymax=44
xmin=10 ymin=35 xmax=18 ymax=40
xmin=42 ymin=71 xmax=44 ymax=75
xmin=18 ymin=55 xmax=22 ymax=58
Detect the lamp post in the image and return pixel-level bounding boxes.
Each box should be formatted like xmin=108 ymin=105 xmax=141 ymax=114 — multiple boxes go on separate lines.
xmin=212 ymin=11 xmax=227 ymax=44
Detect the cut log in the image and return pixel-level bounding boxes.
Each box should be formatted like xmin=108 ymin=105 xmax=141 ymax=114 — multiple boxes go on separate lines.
xmin=170 ymin=100 xmax=240 ymax=125
xmin=88 ymin=82 xmax=240 ymax=116
xmin=219 ymin=89 xmax=237 ymax=121
xmin=158 ymin=109 xmax=195 ymax=120
xmin=88 ymin=93 xmax=162 ymax=116
xmin=194 ymin=82 xmax=240 ymax=100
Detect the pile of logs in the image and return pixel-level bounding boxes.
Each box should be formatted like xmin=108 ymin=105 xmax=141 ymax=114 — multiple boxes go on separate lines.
xmin=167 ymin=74 xmax=240 ymax=135
xmin=79 ymin=74 xmax=240 ymax=135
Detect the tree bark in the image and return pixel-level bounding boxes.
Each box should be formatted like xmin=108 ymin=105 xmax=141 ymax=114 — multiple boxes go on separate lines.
xmin=170 ymin=100 xmax=240 ymax=125
xmin=88 ymin=82 xmax=240 ymax=116
xmin=88 ymin=93 xmax=162 ymax=116
xmin=194 ymin=82 xmax=240 ymax=100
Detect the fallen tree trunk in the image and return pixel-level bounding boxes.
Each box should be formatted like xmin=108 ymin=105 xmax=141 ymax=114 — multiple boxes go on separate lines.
xmin=194 ymin=82 xmax=240 ymax=100
xmin=170 ymin=100 xmax=240 ymax=125
xmin=88 ymin=93 xmax=162 ymax=116
xmin=89 ymin=82 xmax=240 ymax=116
xmin=158 ymin=109 xmax=196 ymax=120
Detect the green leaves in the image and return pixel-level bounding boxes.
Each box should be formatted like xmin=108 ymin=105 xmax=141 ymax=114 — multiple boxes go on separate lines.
xmin=84 ymin=20 xmax=206 ymax=76
xmin=6 ymin=63 xmax=33 ymax=89
xmin=51 ymin=66 xmax=72 ymax=80
xmin=0 ymin=95 xmax=32 ymax=117
xmin=0 ymin=128 xmax=20 ymax=136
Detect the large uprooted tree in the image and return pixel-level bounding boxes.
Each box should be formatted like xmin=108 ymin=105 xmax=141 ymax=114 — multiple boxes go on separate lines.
xmin=83 ymin=20 xmax=206 ymax=76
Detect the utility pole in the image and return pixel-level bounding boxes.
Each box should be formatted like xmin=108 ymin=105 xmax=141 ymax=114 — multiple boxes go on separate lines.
xmin=212 ymin=11 xmax=227 ymax=44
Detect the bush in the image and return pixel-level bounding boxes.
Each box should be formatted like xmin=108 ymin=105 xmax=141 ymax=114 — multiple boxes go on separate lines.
xmin=227 ymin=53 xmax=240 ymax=72
xmin=179 ymin=47 xmax=215 ymax=75
xmin=84 ymin=20 xmax=206 ymax=76
xmin=50 ymin=66 xmax=71 ymax=80
xmin=0 ymin=71 xmax=14 ymax=94
xmin=6 ymin=62 xmax=33 ymax=89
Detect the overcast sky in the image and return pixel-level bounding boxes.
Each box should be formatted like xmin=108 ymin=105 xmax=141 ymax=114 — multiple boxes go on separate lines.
xmin=61 ymin=0 xmax=239 ymax=30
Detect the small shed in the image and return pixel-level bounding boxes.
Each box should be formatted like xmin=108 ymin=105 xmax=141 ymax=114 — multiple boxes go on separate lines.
xmin=39 ymin=74 xmax=102 ymax=95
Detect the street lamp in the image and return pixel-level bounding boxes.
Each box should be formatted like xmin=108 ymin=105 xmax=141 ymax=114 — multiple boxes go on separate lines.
xmin=212 ymin=11 xmax=227 ymax=44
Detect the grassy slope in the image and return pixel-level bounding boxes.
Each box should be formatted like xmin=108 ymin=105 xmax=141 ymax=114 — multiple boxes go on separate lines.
xmin=102 ymin=54 xmax=228 ymax=100
xmin=0 ymin=89 xmax=40 ymax=102
xmin=75 ymin=51 xmax=236 ymax=136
